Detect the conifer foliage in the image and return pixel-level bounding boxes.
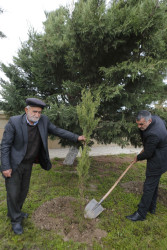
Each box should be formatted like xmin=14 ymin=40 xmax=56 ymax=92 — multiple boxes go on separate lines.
xmin=1 ymin=0 xmax=167 ymax=146
xmin=76 ymin=89 xmax=100 ymax=200
xmin=0 ymin=8 xmax=6 ymax=38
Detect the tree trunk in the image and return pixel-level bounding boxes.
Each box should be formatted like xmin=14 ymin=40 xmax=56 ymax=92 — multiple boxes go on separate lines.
xmin=63 ymin=146 xmax=79 ymax=165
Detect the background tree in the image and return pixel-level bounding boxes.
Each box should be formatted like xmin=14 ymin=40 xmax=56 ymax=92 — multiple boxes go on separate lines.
xmin=67 ymin=0 xmax=167 ymax=146
xmin=0 ymin=7 xmax=6 ymax=110
xmin=0 ymin=8 xmax=6 ymax=38
xmin=1 ymin=0 xmax=167 ymax=148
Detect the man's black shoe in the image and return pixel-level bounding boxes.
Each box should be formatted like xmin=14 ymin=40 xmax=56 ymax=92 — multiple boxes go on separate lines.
xmin=126 ymin=211 xmax=145 ymax=221
xmin=21 ymin=212 xmax=28 ymax=219
xmin=12 ymin=223 xmax=23 ymax=235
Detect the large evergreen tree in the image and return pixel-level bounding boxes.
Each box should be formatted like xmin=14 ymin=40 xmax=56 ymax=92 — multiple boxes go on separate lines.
xmin=0 ymin=8 xmax=6 ymax=38
xmin=1 ymin=0 xmax=167 ymax=147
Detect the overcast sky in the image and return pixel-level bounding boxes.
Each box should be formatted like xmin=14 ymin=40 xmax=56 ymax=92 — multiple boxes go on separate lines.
xmin=0 ymin=0 xmax=76 ymax=81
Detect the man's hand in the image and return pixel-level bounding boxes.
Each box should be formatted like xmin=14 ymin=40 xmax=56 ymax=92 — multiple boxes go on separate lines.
xmin=2 ymin=169 xmax=12 ymax=178
xmin=134 ymin=149 xmax=144 ymax=163
xmin=78 ymin=135 xmax=86 ymax=142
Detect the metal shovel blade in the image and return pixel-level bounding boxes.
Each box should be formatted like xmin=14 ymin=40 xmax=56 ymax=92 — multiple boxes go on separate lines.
xmin=84 ymin=198 xmax=105 ymax=219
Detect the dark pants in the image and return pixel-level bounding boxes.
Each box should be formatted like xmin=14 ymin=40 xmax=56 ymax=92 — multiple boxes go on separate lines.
xmin=5 ymin=162 xmax=33 ymax=224
xmin=137 ymin=175 xmax=161 ymax=218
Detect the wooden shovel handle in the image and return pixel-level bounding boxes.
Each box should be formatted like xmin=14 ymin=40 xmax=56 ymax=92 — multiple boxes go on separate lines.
xmin=100 ymin=161 xmax=135 ymax=202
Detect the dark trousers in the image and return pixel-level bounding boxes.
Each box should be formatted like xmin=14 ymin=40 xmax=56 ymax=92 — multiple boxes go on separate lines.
xmin=5 ymin=162 xmax=33 ymax=224
xmin=137 ymin=174 xmax=161 ymax=218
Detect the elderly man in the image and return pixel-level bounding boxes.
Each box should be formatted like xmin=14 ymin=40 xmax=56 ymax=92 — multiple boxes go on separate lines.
xmin=1 ymin=98 xmax=85 ymax=234
xmin=126 ymin=110 xmax=167 ymax=221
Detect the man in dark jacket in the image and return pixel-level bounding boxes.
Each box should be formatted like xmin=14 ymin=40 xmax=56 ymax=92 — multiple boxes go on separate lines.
xmin=1 ymin=98 xmax=85 ymax=234
xmin=126 ymin=110 xmax=167 ymax=221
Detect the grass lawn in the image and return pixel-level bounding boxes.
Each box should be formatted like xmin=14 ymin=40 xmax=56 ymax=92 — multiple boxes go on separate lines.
xmin=0 ymin=154 xmax=167 ymax=249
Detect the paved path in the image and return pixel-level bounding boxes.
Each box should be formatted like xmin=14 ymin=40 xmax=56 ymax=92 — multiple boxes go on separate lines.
xmin=49 ymin=144 xmax=142 ymax=159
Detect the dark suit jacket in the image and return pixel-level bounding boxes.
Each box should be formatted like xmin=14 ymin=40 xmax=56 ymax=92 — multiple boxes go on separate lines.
xmin=137 ymin=115 xmax=167 ymax=176
xmin=1 ymin=113 xmax=79 ymax=172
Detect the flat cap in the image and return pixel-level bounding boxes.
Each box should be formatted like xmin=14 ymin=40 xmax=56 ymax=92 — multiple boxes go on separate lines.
xmin=26 ymin=98 xmax=46 ymax=109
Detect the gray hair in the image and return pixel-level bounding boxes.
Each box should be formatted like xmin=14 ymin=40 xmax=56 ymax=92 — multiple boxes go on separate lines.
xmin=136 ymin=110 xmax=151 ymax=122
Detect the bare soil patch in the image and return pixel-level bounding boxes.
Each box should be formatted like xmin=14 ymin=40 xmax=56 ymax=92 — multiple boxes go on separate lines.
xmin=121 ymin=181 xmax=167 ymax=206
xmin=90 ymin=155 xmax=138 ymax=177
xmin=92 ymin=155 xmax=134 ymax=164
xmin=55 ymin=155 xmax=134 ymax=167
xmin=55 ymin=155 xmax=135 ymax=177
xmin=32 ymin=197 xmax=107 ymax=245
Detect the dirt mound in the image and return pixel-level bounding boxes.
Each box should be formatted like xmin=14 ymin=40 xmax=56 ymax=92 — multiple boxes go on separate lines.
xmin=32 ymin=197 xmax=107 ymax=245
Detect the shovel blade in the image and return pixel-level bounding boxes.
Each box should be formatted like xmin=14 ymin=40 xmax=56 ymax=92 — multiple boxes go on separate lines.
xmin=84 ymin=198 xmax=105 ymax=219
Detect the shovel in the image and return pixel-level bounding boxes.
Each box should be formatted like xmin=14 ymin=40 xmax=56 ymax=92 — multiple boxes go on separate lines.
xmin=84 ymin=161 xmax=135 ymax=219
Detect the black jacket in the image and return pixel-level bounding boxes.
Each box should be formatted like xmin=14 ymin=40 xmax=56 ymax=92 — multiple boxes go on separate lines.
xmin=1 ymin=113 xmax=79 ymax=172
xmin=137 ymin=115 xmax=167 ymax=176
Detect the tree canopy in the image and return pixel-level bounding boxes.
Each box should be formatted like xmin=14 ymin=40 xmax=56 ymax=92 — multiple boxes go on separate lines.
xmin=1 ymin=0 xmax=167 ymax=147
xmin=0 ymin=8 xmax=6 ymax=39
